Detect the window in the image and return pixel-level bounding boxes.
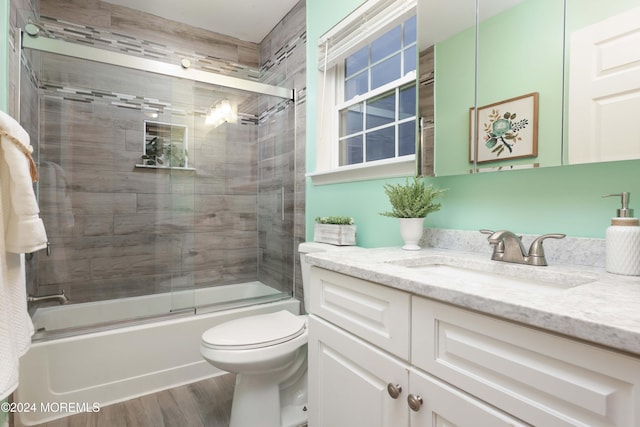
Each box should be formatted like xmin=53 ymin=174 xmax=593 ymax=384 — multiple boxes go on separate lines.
xmin=314 ymin=0 xmax=417 ymax=183
xmin=339 ymin=16 xmax=417 ymax=167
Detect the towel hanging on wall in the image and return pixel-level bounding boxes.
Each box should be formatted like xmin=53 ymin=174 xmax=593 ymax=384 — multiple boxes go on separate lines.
xmin=0 ymin=110 xmax=48 ymax=400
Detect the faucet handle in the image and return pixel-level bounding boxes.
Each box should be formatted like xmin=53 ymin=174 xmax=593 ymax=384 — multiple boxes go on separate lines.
xmin=528 ymin=233 xmax=566 ymax=265
xmin=480 ymin=229 xmax=503 ymax=255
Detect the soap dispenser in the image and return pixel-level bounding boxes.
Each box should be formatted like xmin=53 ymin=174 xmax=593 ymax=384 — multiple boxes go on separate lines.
xmin=603 ymin=192 xmax=640 ymax=276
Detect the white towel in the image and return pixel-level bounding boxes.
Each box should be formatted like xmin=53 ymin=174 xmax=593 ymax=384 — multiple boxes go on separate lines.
xmin=0 ymin=110 xmax=47 ymax=400
xmin=0 ymin=111 xmax=48 ymax=254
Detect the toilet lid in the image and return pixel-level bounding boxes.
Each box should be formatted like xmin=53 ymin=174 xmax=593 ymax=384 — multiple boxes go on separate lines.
xmin=202 ymin=310 xmax=306 ymax=350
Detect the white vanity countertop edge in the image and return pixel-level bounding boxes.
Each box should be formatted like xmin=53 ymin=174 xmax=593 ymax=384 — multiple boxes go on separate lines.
xmin=306 ymin=247 xmax=640 ymax=356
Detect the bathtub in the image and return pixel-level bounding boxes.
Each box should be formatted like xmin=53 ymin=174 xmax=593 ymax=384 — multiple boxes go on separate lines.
xmin=16 ymin=282 xmax=300 ymax=425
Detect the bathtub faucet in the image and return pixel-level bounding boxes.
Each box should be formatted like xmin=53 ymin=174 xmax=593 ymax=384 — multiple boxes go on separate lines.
xmin=28 ymin=290 xmax=69 ymax=305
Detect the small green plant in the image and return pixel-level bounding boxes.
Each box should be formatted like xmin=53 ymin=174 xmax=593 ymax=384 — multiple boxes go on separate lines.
xmin=315 ymin=216 xmax=354 ymax=225
xmin=164 ymin=143 xmax=187 ymax=168
xmin=380 ymin=177 xmax=446 ymax=218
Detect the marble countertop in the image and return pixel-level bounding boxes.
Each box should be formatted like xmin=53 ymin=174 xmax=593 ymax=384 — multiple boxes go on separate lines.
xmin=306 ymin=246 xmax=640 ymax=356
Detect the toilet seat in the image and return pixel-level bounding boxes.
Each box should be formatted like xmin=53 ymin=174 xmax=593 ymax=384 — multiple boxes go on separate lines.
xmin=202 ymin=310 xmax=306 ymax=350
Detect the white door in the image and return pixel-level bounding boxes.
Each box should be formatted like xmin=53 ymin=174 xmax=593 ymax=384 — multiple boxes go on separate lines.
xmin=567 ymin=6 xmax=640 ymax=164
xmin=408 ymin=369 xmax=530 ymax=427
xmin=307 ymin=315 xmax=409 ymax=427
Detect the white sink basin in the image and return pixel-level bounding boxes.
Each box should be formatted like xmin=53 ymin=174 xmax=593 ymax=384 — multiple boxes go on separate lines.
xmin=387 ymin=255 xmax=597 ymax=290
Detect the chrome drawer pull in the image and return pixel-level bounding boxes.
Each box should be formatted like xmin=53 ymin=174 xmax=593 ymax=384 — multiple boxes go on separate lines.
xmin=387 ymin=383 xmax=402 ymax=399
xmin=407 ymin=394 xmax=423 ymax=412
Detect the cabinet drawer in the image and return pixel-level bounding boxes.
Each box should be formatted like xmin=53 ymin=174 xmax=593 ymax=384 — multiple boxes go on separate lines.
xmin=412 ymin=297 xmax=640 ymax=427
xmin=310 ymin=267 xmax=410 ymax=359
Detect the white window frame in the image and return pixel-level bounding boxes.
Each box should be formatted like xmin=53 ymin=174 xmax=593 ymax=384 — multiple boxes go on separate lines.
xmin=336 ymin=73 xmax=417 ymax=167
xmin=309 ymin=0 xmax=417 ymax=185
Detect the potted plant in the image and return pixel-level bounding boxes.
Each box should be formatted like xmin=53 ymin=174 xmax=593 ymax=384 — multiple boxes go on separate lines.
xmin=380 ymin=177 xmax=446 ymax=250
xmin=314 ymin=216 xmax=356 ymax=246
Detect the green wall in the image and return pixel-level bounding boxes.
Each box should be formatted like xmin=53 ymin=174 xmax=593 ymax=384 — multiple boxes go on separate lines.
xmin=306 ymin=0 xmax=640 ymax=246
xmin=433 ymin=25 xmax=475 ymax=176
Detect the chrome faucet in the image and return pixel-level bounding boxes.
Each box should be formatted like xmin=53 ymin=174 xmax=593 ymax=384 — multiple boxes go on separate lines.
xmin=27 ymin=290 xmax=69 ymax=305
xmin=483 ymin=230 xmax=565 ymax=266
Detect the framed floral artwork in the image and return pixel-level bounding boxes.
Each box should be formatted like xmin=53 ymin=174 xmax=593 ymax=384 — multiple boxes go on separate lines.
xmin=470 ymin=92 xmax=539 ymax=164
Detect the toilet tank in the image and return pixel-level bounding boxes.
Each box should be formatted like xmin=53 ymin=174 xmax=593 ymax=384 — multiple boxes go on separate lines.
xmin=298 ymin=242 xmax=362 ymax=314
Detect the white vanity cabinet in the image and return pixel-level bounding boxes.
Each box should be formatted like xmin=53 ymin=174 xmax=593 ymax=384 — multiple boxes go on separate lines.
xmin=308 ymin=267 xmax=526 ymax=427
xmin=308 ymin=266 xmax=640 ymax=427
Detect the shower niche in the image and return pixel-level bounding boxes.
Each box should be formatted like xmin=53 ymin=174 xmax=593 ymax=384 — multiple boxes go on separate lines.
xmin=137 ymin=120 xmax=192 ymax=170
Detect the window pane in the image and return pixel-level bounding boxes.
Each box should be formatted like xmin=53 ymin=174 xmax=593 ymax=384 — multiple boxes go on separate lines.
xmin=404 ymin=16 xmax=416 ymax=46
xmin=340 ymin=136 xmax=363 ymax=165
xmin=404 ymin=45 xmax=416 ymax=75
xmin=371 ymin=26 xmax=401 ymax=63
xmin=340 ymin=103 xmax=364 ymax=136
xmin=346 ymin=46 xmax=368 ymax=78
xmin=366 ymin=126 xmax=395 ymax=161
xmin=399 ymin=120 xmax=416 ymax=156
xmin=371 ymin=54 xmax=401 ymax=90
xmin=366 ymin=91 xmax=395 ymax=130
xmin=399 ymin=84 xmax=416 ymax=120
xmin=345 ymin=71 xmax=368 ymax=101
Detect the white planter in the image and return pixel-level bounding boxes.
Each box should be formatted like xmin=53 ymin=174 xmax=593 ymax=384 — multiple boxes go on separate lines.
xmin=314 ymin=224 xmax=357 ymax=246
xmin=399 ymin=218 xmax=425 ymax=251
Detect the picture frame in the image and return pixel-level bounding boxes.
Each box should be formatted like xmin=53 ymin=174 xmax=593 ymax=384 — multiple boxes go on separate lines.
xmin=470 ymin=92 xmax=539 ymax=164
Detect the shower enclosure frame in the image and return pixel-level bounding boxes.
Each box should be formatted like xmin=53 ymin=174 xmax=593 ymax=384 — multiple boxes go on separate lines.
xmin=21 ymin=30 xmax=294 ymax=101
xmin=19 ymin=25 xmax=299 ymax=338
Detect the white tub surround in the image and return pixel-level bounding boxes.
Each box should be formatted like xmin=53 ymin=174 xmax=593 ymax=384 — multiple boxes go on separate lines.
xmin=31 ymin=282 xmax=287 ymax=336
xmin=17 ymin=297 xmax=300 ymax=426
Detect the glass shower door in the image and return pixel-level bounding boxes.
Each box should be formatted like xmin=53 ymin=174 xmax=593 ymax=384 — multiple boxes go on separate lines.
xmin=21 ymin=26 xmax=295 ymax=336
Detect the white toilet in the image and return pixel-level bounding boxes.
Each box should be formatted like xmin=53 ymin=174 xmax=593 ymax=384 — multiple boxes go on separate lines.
xmin=201 ymin=242 xmax=356 ymax=427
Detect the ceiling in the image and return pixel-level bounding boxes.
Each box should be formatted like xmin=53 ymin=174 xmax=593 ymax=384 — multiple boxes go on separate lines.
xmin=101 ymin=0 xmax=300 ymax=43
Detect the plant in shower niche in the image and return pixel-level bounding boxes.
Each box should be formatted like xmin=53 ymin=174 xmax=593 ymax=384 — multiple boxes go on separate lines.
xmin=163 ymin=143 xmax=187 ymax=168
xmin=143 ymin=136 xmax=187 ymax=168
xmin=313 ymin=216 xmax=356 ymax=246
xmin=143 ymin=136 xmax=161 ymax=165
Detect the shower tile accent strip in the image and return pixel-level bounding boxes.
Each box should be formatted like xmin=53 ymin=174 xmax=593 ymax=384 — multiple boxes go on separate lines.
xmin=39 ymin=84 xmax=260 ymax=125
xmin=39 ymin=16 xmax=261 ymax=81
xmin=259 ymin=99 xmax=294 ymax=124
xmin=260 ymin=31 xmax=307 ymax=76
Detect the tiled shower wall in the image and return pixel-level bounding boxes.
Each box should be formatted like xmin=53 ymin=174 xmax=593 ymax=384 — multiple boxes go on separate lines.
xmin=258 ymin=1 xmax=307 ymax=302
xmin=11 ymin=0 xmax=306 ymax=304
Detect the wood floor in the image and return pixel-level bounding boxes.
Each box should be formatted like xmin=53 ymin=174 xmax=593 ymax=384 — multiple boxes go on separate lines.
xmin=14 ymin=375 xmax=236 ymax=427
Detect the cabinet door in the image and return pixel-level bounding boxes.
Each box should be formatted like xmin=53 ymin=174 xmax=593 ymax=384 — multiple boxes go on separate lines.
xmin=409 ymin=368 xmax=530 ymax=427
xmin=308 ymin=315 xmax=409 ymax=427
xmin=413 ymin=296 xmax=640 ymax=426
